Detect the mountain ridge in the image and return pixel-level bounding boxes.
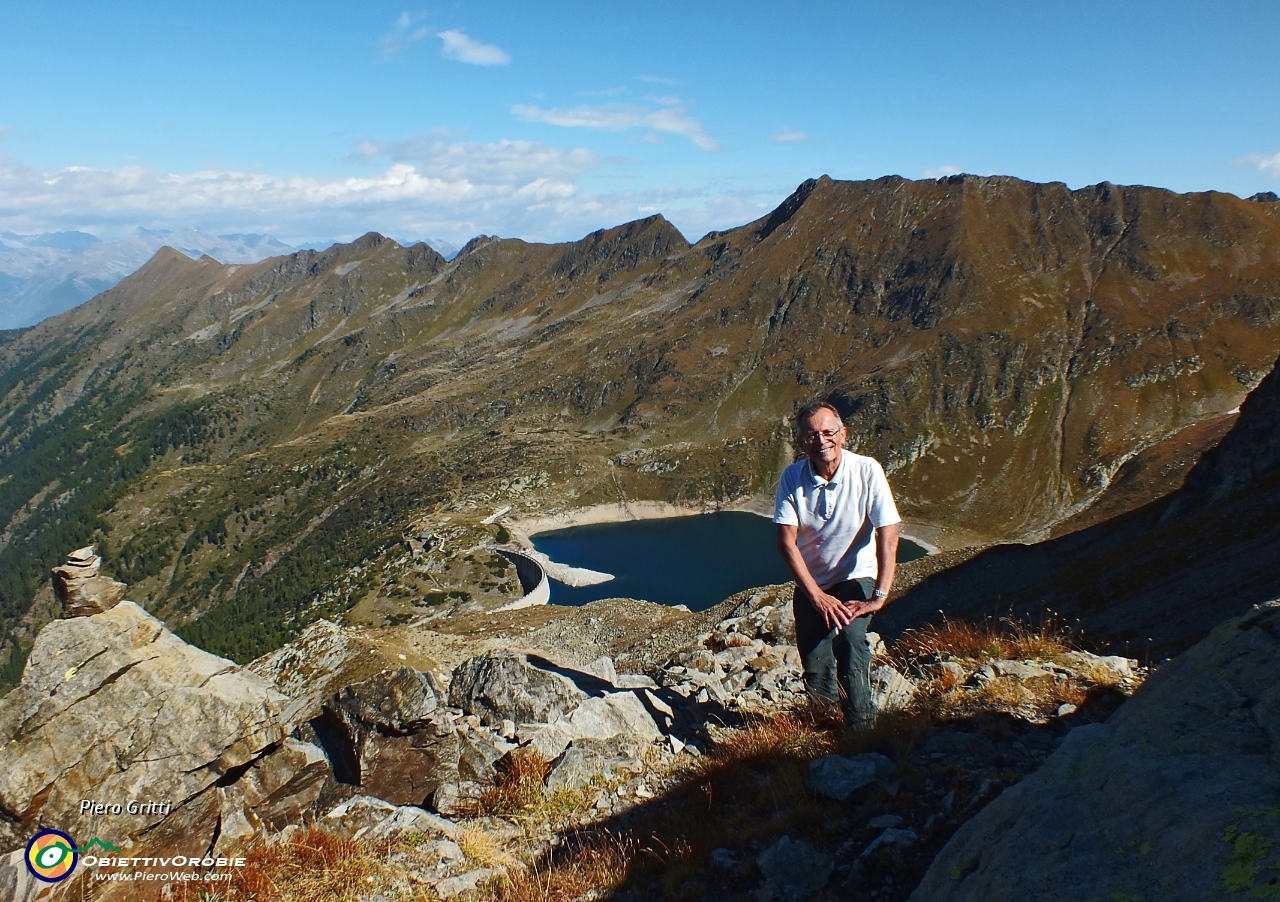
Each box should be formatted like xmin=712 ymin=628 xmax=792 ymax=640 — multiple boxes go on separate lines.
xmin=2 ymin=172 xmax=1279 ymax=675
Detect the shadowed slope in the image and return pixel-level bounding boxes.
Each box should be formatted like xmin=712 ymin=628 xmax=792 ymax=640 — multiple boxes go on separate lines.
xmin=877 ymin=350 xmax=1280 ymax=657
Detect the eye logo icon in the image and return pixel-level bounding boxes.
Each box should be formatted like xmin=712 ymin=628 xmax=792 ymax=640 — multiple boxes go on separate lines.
xmin=25 ymin=830 xmax=78 ymax=882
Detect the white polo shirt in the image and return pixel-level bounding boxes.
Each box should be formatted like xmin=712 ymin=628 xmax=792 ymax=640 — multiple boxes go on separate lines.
xmin=773 ymin=449 xmax=901 ymax=588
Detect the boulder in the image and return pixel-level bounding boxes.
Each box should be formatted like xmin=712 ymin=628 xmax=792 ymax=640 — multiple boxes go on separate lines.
xmin=518 ymin=722 xmax=576 ymax=761
xmin=50 ymin=544 xmax=126 ymax=617
xmin=756 ymin=834 xmax=834 ymax=900
xmin=761 ymin=603 xmax=797 ymax=645
xmin=327 ymin=665 xmax=445 ymax=734
xmin=434 ymin=867 xmax=502 ymax=899
xmin=450 ymin=651 xmax=591 ymax=726
xmin=214 ymin=738 xmax=335 ymax=841
xmin=566 ymin=691 xmax=664 ymax=743
xmin=1062 ymin=650 xmax=1136 ymax=679
xmin=991 ymin=660 xmax=1052 ymax=680
xmin=862 ymin=827 xmax=918 ymax=857
xmin=360 ymin=730 xmax=460 ymax=808
xmin=315 ymin=668 xmax=460 ymax=807
xmin=457 ymin=730 xmax=512 ymax=783
xmin=806 ymin=752 xmax=897 ymax=801
xmin=585 ymin=655 xmax=618 ymax=683
xmin=910 ymin=600 xmax=1280 ymax=901
xmin=0 ymin=601 xmax=295 ymax=852
xmin=431 ymin=781 xmax=483 ymax=817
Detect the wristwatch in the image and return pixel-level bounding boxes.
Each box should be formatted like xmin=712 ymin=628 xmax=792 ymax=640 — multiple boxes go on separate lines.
xmin=873 ymin=589 xmax=889 ymax=599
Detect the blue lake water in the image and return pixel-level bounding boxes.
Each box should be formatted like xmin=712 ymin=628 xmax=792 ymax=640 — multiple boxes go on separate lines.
xmin=531 ymin=511 xmax=927 ymax=611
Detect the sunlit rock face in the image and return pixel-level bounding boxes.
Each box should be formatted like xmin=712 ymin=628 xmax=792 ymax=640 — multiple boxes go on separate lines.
xmin=911 ymin=599 xmax=1280 ymax=902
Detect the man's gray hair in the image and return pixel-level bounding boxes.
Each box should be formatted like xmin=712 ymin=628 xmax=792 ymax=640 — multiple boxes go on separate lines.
xmin=795 ymin=400 xmax=844 ymax=430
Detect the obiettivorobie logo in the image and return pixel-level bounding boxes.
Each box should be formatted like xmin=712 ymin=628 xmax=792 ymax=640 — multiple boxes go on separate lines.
xmin=24 ymin=831 xmax=119 ymax=882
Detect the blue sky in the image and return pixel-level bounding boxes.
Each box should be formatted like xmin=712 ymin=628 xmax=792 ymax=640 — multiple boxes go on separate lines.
xmin=1 ymin=1 xmax=1278 ymax=248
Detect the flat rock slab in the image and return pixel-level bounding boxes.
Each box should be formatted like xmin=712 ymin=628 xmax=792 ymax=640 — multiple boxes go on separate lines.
xmin=911 ymin=600 xmax=1280 ymax=902
xmin=545 ymin=735 xmax=645 ymax=792
xmin=806 ymin=752 xmax=897 ymax=802
xmin=323 ymin=795 xmax=461 ymax=841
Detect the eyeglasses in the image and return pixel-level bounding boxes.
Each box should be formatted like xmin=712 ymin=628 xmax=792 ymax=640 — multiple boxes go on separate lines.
xmin=799 ymin=428 xmax=844 ymax=445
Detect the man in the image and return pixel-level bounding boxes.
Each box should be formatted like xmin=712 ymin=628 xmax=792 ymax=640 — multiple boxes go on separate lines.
xmin=774 ymin=401 xmax=900 ymax=728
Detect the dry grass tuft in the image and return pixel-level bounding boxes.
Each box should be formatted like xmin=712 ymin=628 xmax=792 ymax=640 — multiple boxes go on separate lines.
xmin=466 ymin=747 xmax=554 ymax=818
xmin=971 ymin=675 xmax=1036 ymax=708
xmin=459 ymin=825 xmax=521 ymax=871
xmin=893 ymin=614 xmax=1074 ymax=665
xmin=206 ymin=828 xmax=389 ymax=902
xmin=706 ymin=703 xmax=844 ymax=768
xmin=496 ymin=829 xmax=635 ymax=902
xmin=1080 ymin=662 xmax=1127 ymax=687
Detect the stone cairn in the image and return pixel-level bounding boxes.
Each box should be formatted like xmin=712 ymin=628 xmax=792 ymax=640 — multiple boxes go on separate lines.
xmin=51 ymin=544 xmax=127 ymax=617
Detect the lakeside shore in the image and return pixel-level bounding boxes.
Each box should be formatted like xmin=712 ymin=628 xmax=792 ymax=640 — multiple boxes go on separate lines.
xmin=507 ymin=496 xmax=774 ymax=540
xmin=505 ymin=496 xmax=942 ymax=566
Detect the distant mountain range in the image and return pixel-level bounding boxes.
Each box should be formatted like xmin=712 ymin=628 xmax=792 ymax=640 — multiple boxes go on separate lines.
xmin=0 ymin=228 xmax=459 ymax=330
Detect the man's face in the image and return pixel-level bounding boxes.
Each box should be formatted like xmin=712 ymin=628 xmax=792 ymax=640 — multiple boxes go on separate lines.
xmin=798 ymin=408 xmax=846 ymax=470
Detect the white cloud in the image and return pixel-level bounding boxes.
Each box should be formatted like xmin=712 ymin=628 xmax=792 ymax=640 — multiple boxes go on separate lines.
xmin=382 ymin=12 xmax=432 ymax=56
xmin=512 ymin=101 xmax=720 ymax=151
xmin=638 ymin=74 xmax=681 ymax=85
xmin=350 ymin=134 xmax=598 ymax=182
xmin=923 ymin=165 xmax=962 ymax=178
xmin=438 ymin=30 xmax=511 ymax=66
xmin=769 ymin=127 xmax=816 ymax=145
xmin=0 ymin=138 xmax=794 ymax=250
xmin=0 ymin=142 xmax=591 ymax=245
xmin=1241 ymin=152 xmax=1280 ymax=178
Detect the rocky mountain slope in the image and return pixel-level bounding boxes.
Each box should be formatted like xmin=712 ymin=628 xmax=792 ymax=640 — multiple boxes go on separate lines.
xmin=877 ymin=345 xmax=1280 ymax=658
xmin=2 ymin=175 xmax=1280 ymax=677
xmin=0 ymin=549 xmax=1144 ymax=902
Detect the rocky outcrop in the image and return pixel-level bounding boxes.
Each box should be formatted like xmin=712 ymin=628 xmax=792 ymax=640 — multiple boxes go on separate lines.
xmin=910 ymin=599 xmax=1280 ymax=901
xmin=0 ymin=599 xmax=330 ymax=899
xmin=447 ymin=650 xmax=670 ymax=791
xmin=756 ymin=835 xmax=835 ymax=901
xmin=50 ymin=544 xmax=126 ymax=617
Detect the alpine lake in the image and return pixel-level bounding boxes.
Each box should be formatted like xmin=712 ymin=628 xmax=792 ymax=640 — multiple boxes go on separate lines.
xmin=530 ymin=511 xmax=928 ymax=611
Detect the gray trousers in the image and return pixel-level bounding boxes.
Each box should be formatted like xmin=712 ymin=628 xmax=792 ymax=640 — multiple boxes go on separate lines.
xmin=793 ymin=577 xmax=876 ymax=727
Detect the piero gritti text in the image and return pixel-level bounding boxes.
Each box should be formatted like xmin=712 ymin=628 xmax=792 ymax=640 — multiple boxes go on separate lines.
xmin=79 ymin=799 xmax=173 ymax=817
